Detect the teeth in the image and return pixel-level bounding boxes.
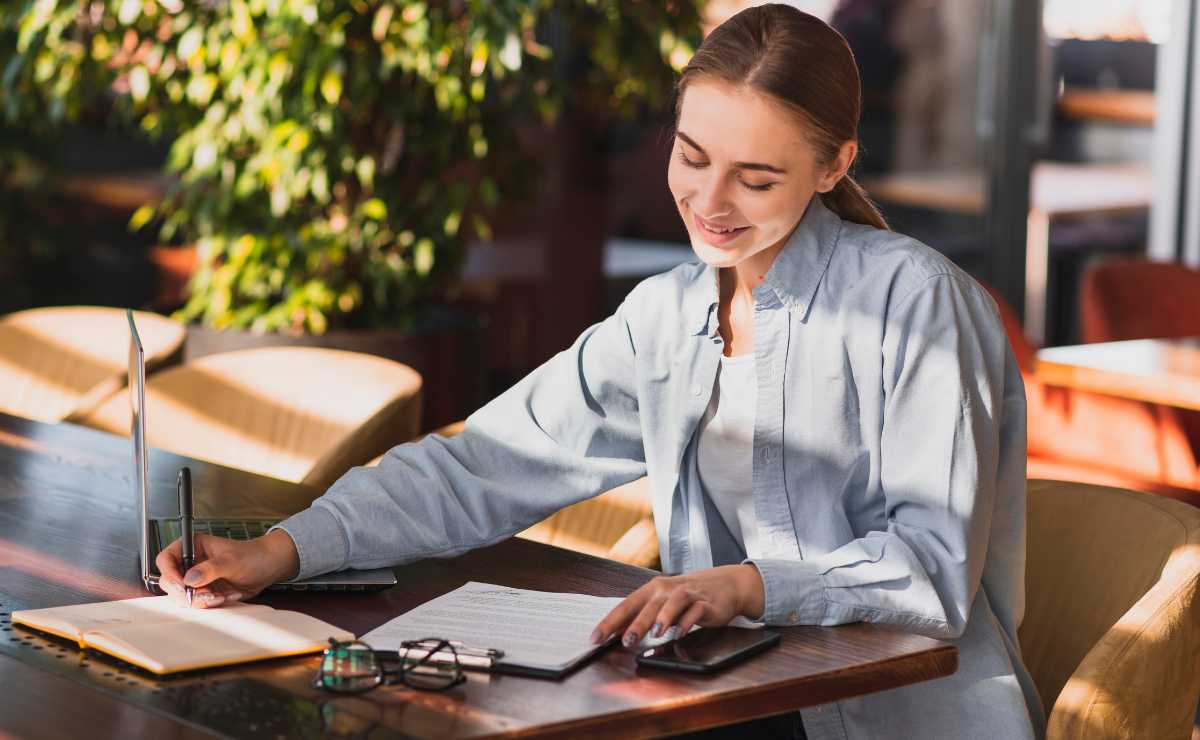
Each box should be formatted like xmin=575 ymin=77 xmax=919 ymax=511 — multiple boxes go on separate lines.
xmin=705 ymin=224 xmax=738 ymax=234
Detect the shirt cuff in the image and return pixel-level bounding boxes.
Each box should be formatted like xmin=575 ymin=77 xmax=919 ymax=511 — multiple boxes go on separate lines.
xmin=745 ymin=558 xmax=827 ymax=626
xmin=271 ymin=505 xmax=349 ymax=580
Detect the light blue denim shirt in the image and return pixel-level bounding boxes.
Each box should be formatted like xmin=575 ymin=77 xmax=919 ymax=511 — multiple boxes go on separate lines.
xmin=279 ymin=196 xmax=1045 ymax=740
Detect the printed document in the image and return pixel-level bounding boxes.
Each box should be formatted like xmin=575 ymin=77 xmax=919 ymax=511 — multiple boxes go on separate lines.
xmin=361 ymin=581 xmax=624 ymax=675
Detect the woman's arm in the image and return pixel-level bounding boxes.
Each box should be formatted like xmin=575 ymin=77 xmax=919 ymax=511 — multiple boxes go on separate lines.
xmin=161 ymin=296 xmax=650 ymax=606
xmin=749 ymin=273 xmax=1024 ymax=638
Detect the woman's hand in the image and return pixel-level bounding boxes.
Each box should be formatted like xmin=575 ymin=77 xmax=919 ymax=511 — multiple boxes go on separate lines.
xmin=155 ymin=529 xmax=301 ymax=608
xmin=591 ymin=564 xmax=766 ymax=647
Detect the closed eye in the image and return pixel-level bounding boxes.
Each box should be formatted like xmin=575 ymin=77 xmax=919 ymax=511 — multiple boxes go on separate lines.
xmin=678 ymin=151 xmax=707 ymax=169
xmin=741 ymin=180 xmax=775 ymax=192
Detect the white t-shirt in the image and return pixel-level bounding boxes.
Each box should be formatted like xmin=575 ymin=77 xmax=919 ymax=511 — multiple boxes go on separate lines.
xmin=696 ymin=352 xmax=761 ymax=559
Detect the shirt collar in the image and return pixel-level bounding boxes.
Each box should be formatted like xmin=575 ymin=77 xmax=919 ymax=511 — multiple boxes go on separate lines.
xmin=759 ymin=194 xmax=841 ymax=320
xmin=687 ymin=194 xmax=842 ymax=335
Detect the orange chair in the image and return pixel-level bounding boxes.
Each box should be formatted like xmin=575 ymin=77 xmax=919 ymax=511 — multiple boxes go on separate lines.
xmin=982 ymin=284 xmax=1200 ymax=505
xmin=1080 ymin=257 xmax=1200 ymax=343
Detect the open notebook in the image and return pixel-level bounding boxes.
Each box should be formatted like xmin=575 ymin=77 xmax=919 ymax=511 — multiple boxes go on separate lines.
xmin=12 ymin=597 xmax=352 ymax=674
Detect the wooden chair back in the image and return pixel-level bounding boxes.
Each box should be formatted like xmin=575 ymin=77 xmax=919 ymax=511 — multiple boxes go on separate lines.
xmin=1020 ymin=479 xmax=1200 ymax=739
xmin=77 ymin=346 xmax=422 ymax=487
xmin=0 ymin=306 xmax=184 ymax=423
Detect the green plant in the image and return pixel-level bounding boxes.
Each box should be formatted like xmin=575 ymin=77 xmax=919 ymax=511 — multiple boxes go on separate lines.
xmin=2 ymin=0 xmax=702 ymax=332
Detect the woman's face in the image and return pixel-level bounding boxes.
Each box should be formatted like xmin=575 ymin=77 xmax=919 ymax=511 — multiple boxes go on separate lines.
xmin=668 ymin=83 xmax=848 ymax=271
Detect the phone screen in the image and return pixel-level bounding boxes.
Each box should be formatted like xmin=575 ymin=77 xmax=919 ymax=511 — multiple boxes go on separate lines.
xmin=639 ymin=626 xmax=779 ymax=670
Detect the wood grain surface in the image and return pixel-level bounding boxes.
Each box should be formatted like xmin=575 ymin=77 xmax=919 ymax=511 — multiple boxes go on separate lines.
xmin=0 ymin=412 xmax=957 ymax=739
xmin=1036 ymin=338 xmax=1200 ymax=411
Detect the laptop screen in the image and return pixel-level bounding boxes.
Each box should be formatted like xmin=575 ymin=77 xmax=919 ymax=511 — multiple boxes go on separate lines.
xmin=127 ymin=309 xmax=155 ymax=591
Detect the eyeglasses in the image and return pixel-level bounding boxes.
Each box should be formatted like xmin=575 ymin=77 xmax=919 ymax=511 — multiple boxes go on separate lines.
xmin=311 ymin=637 xmax=468 ymax=693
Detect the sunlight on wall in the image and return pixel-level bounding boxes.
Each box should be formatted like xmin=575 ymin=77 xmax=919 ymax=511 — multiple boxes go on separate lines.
xmin=1044 ymin=0 xmax=1171 ymax=43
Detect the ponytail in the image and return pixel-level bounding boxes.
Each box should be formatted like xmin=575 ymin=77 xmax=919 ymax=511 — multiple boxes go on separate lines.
xmin=820 ymin=176 xmax=889 ymax=231
xmin=678 ymin=4 xmax=891 ymax=231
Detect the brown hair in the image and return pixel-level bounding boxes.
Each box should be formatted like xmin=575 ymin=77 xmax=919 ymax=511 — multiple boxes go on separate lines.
xmin=677 ymin=4 xmax=889 ymax=230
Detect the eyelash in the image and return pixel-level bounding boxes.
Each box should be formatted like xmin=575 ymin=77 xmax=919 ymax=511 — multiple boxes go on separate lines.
xmin=677 ymin=151 xmax=776 ymax=192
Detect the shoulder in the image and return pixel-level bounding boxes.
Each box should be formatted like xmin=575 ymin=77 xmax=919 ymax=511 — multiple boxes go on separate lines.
xmin=620 ymin=260 xmax=712 ymax=318
xmin=830 ymin=220 xmax=995 ymax=317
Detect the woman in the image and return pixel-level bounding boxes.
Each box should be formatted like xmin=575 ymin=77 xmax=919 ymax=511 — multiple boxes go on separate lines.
xmin=157 ymin=6 xmax=1042 ymax=738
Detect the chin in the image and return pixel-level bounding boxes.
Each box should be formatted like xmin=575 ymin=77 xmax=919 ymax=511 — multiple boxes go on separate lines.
xmin=688 ymin=232 xmax=749 ymax=268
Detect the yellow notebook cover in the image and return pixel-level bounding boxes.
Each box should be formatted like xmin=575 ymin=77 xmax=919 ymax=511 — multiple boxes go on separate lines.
xmin=12 ymin=596 xmax=353 ymax=674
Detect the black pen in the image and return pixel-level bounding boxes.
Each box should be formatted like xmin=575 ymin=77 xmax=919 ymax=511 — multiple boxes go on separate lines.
xmin=178 ymin=467 xmax=195 ymax=605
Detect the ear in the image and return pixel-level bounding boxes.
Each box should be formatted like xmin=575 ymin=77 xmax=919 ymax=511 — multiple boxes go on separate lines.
xmin=816 ymin=140 xmax=857 ymax=193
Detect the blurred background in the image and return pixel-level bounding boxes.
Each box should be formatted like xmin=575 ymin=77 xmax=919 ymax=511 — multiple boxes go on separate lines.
xmin=0 ymin=0 xmax=1187 ymax=426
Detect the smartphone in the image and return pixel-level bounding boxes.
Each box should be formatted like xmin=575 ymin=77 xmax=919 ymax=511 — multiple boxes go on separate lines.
xmin=636 ymin=626 xmax=781 ymax=674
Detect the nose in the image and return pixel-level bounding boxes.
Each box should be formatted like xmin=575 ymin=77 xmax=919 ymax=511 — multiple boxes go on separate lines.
xmin=690 ymin=169 xmax=733 ymax=220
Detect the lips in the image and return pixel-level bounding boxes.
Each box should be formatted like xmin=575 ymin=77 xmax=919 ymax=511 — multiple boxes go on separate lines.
xmin=693 ymin=212 xmax=749 ymax=245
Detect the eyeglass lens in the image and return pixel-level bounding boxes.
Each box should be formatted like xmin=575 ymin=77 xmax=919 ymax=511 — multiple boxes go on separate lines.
xmin=319 ymin=643 xmax=382 ymax=693
xmin=399 ymin=639 xmax=464 ymax=691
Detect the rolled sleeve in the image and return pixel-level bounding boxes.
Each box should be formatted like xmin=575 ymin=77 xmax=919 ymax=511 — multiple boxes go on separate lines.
xmin=272 ymin=506 xmax=349 ymax=580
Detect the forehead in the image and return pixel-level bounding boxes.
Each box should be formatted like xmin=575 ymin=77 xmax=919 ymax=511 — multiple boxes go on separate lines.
xmin=677 ymin=83 xmax=810 ymax=166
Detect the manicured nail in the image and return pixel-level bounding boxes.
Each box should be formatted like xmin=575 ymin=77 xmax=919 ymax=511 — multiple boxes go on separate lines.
xmin=622 ymin=631 xmax=639 ymax=648
xmin=650 ymin=622 xmax=664 ymax=639
xmin=183 ymin=570 xmax=203 ymax=586
xmin=194 ymin=592 xmax=223 ymax=606
xmin=590 ymin=629 xmax=604 ymax=645
xmin=224 ymin=592 xmax=242 ymax=603
xmin=171 ymin=580 xmax=184 ymax=593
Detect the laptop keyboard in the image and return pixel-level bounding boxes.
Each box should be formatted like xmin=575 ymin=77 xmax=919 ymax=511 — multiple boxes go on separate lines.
xmin=162 ymin=519 xmax=277 ymax=543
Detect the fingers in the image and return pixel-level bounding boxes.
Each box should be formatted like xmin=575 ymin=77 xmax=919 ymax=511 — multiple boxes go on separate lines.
xmin=157 ymin=534 xmax=243 ymax=609
xmin=620 ymin=591 xmax=679 ymax=648
xmin=592 ymin=587 xmax=652 ymax=645
xmin=674 ymin=602 xmax=708 ymax=637
xmin=155 ymin=538 xmax=186 ymax=595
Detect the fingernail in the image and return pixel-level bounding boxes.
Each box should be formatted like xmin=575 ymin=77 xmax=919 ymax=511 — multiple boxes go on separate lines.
xmin=622 ymin=631 xmax=639 ymax=648
xmin=650 ymin=622 xmax=664 ymax=639
xmin=183 ymin=570 xmax=203 ymax=586
xmin=171 ymin=580 xmax=184 ymax=593
xmin=195 ymin=592 xmax=223 ymax=606
xmin=225 ymin=592 xmax=242 ymax=603
xmin=590 ymin=629 xmax=604 ymax=645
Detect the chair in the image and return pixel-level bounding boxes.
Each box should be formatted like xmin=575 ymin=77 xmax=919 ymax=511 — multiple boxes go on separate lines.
xmin=0 ymin=306 xmax=185 ymax=424
xmin=982 ymin=283 xmax=1200 ymax=503
xmin=1080 ymin=258 xmax=1200 ymax=343
xmin=1020 ymin=479 xmax=1200 ymax=739
xmin=76 ymin=347 xmax=423 ymax=488
xmin=368 ymin=422 xmax=661 ymax=569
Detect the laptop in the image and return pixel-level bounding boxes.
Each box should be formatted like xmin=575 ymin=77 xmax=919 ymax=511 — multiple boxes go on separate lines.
xmin=128 ymin=309 xmax=398 ymax=594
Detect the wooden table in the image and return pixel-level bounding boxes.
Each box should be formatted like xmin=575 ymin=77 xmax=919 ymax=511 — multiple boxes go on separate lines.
xmin=1036 ymin=338 xmax=1200 ymax=411
xmin=0 ymin=412 xmax=957 ymax=739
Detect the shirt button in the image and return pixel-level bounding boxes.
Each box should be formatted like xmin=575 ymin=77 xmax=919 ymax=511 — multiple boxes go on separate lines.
xmin=792 ymin=305 xmax=804 ymax=316
xmin=788 ymin=613 xmax=800 ymax=624
xmin=861 ymin=616 xmax=872 ymax=623
xmin=691 ymin=384 xmax=703 ymax=396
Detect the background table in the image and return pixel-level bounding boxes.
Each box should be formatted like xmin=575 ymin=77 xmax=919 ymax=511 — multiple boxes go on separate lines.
xmin=0 ymin=412 xmax=957 ymax=739
xmin=1035 ymin=338 xmax=1200 ymax=411
xmin=865 ymin=161 xmax=1155 ymax=346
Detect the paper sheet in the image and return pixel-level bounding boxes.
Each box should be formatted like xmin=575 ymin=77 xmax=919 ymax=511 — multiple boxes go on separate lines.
xmin=361 ymin=582 xmax=624 ymax=671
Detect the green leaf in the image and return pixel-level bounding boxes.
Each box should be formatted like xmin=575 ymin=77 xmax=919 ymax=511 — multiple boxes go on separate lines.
xmin=320 ymin=71 xmax=342 ymax=105
xmin=362 ymin=198 xmax=386 ymax=220
xmin=128 ymin=205 xmax=156 ymax=232
xmin=414 ymin=238 xmax=434 ymax=277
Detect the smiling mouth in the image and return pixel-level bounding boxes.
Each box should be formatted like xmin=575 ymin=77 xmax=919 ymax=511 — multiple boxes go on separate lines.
xmin=695 ymin=214 xmax=748 ymax=236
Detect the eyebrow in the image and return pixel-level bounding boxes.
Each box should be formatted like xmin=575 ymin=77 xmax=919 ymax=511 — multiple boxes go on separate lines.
xmin=676 ymin=131 xmax=788 ymax=175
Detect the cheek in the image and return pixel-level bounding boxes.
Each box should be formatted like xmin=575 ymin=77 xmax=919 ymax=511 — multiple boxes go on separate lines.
xmin=667 ymin=159 xmax=697 ymax=205
xmin=747 ymin=189 xmax=808 ymax=234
